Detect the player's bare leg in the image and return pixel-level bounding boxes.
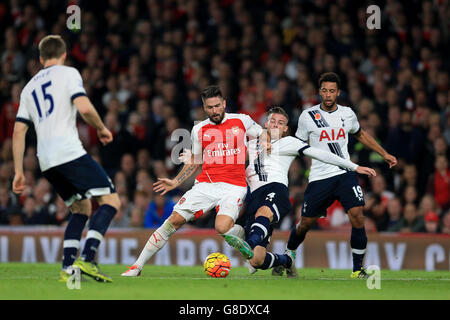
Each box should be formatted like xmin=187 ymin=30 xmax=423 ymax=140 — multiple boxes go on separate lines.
xmin=97 ymin=193 xmax=121 ymax=210
xmin=347 ymin=206 xmax=369 ymax=278
xmin=249 ymin=246 xmax=267 ymax=274
xmin=121 ymin=211 xmax=185 ymax=276
xmin=217 ymin=214 xmax=253 ymax=259
xmin=215 ymin=214 xmax=237 ymax=235
xmin=348 ymin=206 xmax=365 ymax=228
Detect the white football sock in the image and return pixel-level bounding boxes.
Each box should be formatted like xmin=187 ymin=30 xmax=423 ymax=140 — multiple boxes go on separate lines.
xmin=134 ymin=220 xmax=176 ymax=269
xmin=223 ymin=224 xmax=245 ymax=239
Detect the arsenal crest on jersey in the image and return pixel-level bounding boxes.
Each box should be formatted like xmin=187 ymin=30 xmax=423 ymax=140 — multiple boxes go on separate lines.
xmin=231 ymin=126 xmax=240 ymax=135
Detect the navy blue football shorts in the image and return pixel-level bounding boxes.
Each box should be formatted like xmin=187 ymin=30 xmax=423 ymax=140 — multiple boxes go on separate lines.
xmin=42 ymin=153 xmax=116 ymax=207
xmin=301 ymin=171 xmax=365 ymax=218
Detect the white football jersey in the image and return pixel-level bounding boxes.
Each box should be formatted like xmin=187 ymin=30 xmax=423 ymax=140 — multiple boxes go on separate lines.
xmin=16 ymin=65 xmax=87 ymax=171
xmin=246 ymin=136 xmax=309 ymax=192
xmin=246 ymin=135 xmax=359 ymax=192
xmin=295 ymin=104 xmax=360 ymax=182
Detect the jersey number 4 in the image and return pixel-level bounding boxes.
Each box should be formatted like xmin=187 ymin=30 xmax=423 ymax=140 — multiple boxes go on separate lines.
xmin=31 ymin=81 xmax=54 ymax=121
xmin=265 ymin=192 xmax=276 ymax=202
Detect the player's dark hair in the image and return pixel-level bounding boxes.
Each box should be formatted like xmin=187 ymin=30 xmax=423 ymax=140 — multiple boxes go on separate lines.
xmin=319 ymin=72 xmax=341 ymax=89
xmin=267 ymin=106 xmax=289 ymax=122
xmin=38 ymin=35 xmax=66 ymax=61
xmin=200 ymin=85 xmax=223 ymax=103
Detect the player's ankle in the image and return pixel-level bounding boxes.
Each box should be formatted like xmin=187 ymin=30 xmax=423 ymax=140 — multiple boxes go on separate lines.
xmin=284 ymin=254 xmax=293 ymax=268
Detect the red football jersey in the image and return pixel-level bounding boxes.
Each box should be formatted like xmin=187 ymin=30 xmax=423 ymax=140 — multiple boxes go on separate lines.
xmin=191 ymin=113 xmax=262 ymax=187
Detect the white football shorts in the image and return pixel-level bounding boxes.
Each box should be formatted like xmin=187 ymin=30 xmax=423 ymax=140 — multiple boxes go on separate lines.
xmin=173 ymin=182 xmax=247 ymax=222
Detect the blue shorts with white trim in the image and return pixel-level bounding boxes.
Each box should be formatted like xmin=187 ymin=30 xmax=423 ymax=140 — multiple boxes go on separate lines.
xmin=42 ymin=153 xmax=115 ymax=207
xmin=244 ymin=182 xmax=292 ymax=248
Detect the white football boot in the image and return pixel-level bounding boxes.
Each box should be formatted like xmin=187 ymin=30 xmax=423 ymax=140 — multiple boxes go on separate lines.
xmin=121 ymin=265 xmax=142 ymax=277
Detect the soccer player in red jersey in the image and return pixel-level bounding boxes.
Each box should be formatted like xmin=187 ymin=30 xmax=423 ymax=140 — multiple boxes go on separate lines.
xmin=122 ymin=85 xmax=265 ymax=276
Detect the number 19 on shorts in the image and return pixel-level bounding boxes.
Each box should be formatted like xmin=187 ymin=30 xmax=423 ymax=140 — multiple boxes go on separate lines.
xmin=352 ymin=185 xmax=364 ymax=202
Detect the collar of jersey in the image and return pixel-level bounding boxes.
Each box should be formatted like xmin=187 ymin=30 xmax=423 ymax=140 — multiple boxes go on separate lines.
xmin=319 ymin=104 xmax=339 ymax=113
xmin=42 ymin=64 xmax=58 ymax=69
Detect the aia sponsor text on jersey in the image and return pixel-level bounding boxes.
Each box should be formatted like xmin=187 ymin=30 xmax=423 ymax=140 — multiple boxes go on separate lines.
xmin=319 ymin=128 xmax=346 ymax=142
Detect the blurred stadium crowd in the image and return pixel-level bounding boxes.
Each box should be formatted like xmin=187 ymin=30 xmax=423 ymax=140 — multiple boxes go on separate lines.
xmin=0 ymin=0 xmax=449 ymax=234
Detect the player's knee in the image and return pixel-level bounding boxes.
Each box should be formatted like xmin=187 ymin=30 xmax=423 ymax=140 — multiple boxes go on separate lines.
xmin=249 ymin=247 xmax=265 ymax=267
xmin=168 ymin=211 xmax=186 ymax=230
xmin=215 ymin=220 xmax=234 ymax=235
xmin=348 ymin=207 xmax=365 ymax=227
xmin=215 ymin=215 xmax=234 ymax=235
xmin=250 ymin=256 xmax=264 ymax=268
xmin=255 ymin=206 xmax=273 ymax=222
xmin=215 ymin=223 xmax=230 ymax=235
xmin=348 ymin=206 xmax=364 ymax=218
xmin=70 ymin=199 xmax=91 ymax=215
xmin=98 ymin=193 xmax=121 ymax=210
xmin=297 ymin=219 xmax=314 ymax=233
xmin=69 ymin=202 xmax=79 ymax=213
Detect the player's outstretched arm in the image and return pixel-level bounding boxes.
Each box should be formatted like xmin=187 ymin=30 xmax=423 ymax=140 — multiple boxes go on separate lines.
xmin=73 ymin=96 xmax=113 ymax=146
xmin=153 ymin=149 xmax=201 ymax=195
xmin=302 ymin=146 xmax=376 ymax=177
xmin=353 ymin=129 xmax=397 ymax=168
xmin=12 ymin=121 xmax=29 ymax=194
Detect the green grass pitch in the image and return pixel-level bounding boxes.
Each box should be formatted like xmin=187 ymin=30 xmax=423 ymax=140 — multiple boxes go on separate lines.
xmin=0 ymin=263 xmax=448 ymax=300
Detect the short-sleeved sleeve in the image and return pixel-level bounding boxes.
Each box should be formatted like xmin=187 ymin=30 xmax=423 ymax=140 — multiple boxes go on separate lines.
xmin=241 ymin=114 xmax=263 ymax=140
xmin=191 ymin=125 xmax=202 ymax=156
xmin=16 ymin=92 xmax=32 ymax=126
xmin=295 ymin=111 xmax=309 ymax=142
xmin=348 ymin=108 xmax=361 ymax=135
xmin=68 ymin=68 xmax=87 ymax=102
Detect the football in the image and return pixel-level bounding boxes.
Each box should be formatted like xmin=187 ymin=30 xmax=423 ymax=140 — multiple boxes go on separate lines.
xmin=203 ymin=252 xmax=231 ymax=278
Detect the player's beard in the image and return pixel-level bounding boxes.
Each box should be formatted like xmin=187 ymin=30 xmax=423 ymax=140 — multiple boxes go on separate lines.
xmin=209 ymin=111 xmax=225 ymax=124
xmin=322 ymin=98 xmax=337 ymax=110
